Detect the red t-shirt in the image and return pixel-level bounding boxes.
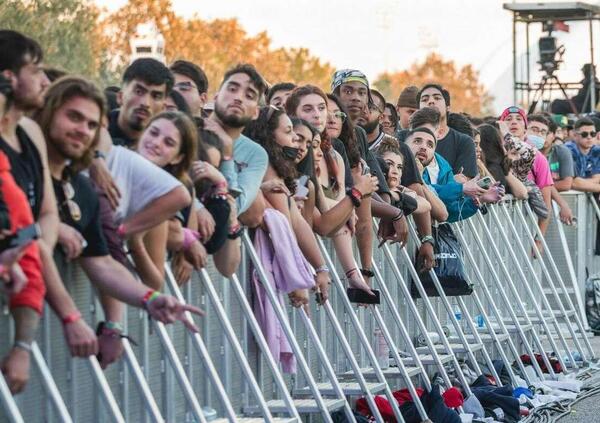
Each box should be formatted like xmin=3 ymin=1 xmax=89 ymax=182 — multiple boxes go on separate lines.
xmin=0 ymin=151 xmax=45 ymax=314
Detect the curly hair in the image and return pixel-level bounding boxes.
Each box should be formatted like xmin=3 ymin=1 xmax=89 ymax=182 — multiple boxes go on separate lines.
xmin=243 ymin=106 xmax=297 ymax=193
xmin=326 ymin=93 xmax=361 ymax=167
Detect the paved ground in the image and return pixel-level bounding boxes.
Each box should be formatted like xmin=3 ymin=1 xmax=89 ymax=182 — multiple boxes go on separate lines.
xmin=546 ymin=335 xmax=600 ymax=423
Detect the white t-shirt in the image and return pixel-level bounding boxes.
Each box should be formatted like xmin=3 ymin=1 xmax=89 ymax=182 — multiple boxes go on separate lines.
xmin=426 ymin=157 xmax=440 ymax=185
xmin=106 ymin=146 xmax=182 ymax=223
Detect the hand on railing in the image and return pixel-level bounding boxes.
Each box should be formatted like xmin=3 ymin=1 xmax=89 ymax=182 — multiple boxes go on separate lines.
xmin=0 ymin=240 xmax=30 ymax=296
xmin=146 ymin=295 xmax=205 ymax=332
xmin=1 ymin=346 xmax=30 ymax=393
xmin=463 ymin=178 xmax=486 ymax=199
xmin=196 ymin=207 xmax=216 ymax=242
xmin=288 ymin=289 xmax=309 ymax=308
xmin=172 ymin=252 xmax=193 ymax=285
xmin=558 ymin=203 xmax=574 ymax=225
xmin=97 ymin=327 xmax=124 ymax=369
xmin=417 ymin=242 xmax=435 ymax=273
xmin=64 ymin=318 xmax=98 ymax=357
xmin=314 ymin=271 xmax=330 ymax=305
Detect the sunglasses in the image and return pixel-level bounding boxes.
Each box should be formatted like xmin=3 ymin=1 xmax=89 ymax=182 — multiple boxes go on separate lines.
xmin=577 ymin=131 xmax=597 ymax=138
xmin=328 ymin=111 xmax=347 ymax=122
xmin=62 ymin=181 xmax=81 ymax=222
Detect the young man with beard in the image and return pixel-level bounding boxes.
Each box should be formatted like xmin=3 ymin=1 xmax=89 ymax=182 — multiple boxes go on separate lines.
xmin=417 ymin=84 xmax=478 ymax=178
xmin=405 ymin=127 xmax=498 ymax=223
xmin=332 ymin=69 xmax=408 ymax=286
xmin=0 ymin=30 xmax=98 ymax=382
xmin=365 ymin=89 xmax=436 ymax=271
xmin=170 ymin=60 xmax=208 ymax=121
xmin=206 ymin=64 xmax=269 ymax=227
xmin=565 ymin=117 xmax=600 ymax=192
xmin=41 ymin=76 xmax=203 ymax=368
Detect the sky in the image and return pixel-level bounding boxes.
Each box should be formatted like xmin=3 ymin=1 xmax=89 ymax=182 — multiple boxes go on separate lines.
xmin=100 ymin=0 xmax=600 ymax=113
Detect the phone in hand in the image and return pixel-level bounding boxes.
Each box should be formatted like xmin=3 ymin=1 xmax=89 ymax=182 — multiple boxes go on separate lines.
xmin=295 ymin=184 xmax=309 ymax=199
xmin=347 ymin=288 xmax=380 ymax=304
xmin=228 ymin=187 xmax=242 ymax=198
xmin=477 ymin=176 xmax=494 ymax=190
xmin=4 ymin=223 xmax=41 ymax=249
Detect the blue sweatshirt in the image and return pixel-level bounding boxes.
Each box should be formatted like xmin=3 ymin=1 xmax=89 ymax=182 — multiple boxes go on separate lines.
xmin=422 ymin=153 xmax=478 ymax=223
xmin=219 ymin=134 xmax=268 ymax=214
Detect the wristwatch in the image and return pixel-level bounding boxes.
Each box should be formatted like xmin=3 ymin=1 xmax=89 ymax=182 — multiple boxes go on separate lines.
xmin=420 ymin=235 xmax=435 ymax=247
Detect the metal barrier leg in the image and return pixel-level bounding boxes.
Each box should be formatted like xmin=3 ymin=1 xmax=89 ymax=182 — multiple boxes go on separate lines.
xmin=242 ymin=232 xmax=340 ymax=423
xmin=451 ymin=223 xmax=527 ymax=386
xmin=492 ymin=205 xmax=570 ymax=373
xmin=86 ymin=356 xmax=126 ymax=423
xmin=516 ymin=202 xmax=591 ymax=363
xmin=474 ymin=211 xmax=555 ymax=379
xmin=467 ymin=214 xmax=546 ymax=380
xmin=316 ymin=236 xmax=417 ymax=421
xmin=0 ymin=371 xmax=24 ymax=423
xmin=194 ymin=267 xmax=279 ymax=421
xmin=152 ymin=320 xmax=207 ymax=423
xmin=121 ymin=339 xmax=164 ymax=423
xmin=30 ymin=341 xmax=74 ymax=422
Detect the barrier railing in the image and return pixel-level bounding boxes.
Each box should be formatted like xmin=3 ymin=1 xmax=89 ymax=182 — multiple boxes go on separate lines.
xmin=1 ymin=196 xmax=597 ymax=422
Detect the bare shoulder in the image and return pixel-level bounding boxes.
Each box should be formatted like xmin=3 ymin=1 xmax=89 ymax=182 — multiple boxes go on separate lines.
xmin=18 ymin=116 xmax=48 ymax=156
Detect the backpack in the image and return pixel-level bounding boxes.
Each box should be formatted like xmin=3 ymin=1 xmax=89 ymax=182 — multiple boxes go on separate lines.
xmin=585 ymin=273 xmax=600 ymax=333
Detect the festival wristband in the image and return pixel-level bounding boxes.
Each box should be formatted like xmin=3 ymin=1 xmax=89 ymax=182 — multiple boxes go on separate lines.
xmin=14 ymin=341 xmax=32 ymax=352
xmin=182 ymin=228 xmax=201 ymax=250
xmin=142 ymin=290 xmax=161 ymax=310
xmin=315 ymin=265 xmax=329 ymax=274
xmin=116 ymin=224 xmax=126 ymax=239
xmin=104 ymin=321 xmax=124 ymax=332
xmin=62 ymin=310 xmax=82 ymax=325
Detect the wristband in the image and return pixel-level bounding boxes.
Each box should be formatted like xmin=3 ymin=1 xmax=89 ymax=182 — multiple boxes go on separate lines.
xmin=62 ymin=310 xmax=82 ymax=325
xmin=392 ymin=210 xmax=404 ymax=221
xmin=222 ymin=155 xmax=232 ymax=161
xmin=227 ymin=223 xmax=243 ymax=240
xmin=14 ymin=341 xmax=32 ymax=352
xmin=94 ymin=150 xmax=106 ymax=160
xmin=213 ymin=180 xmax=228 ymax=191
xmin=104 ymin=320 xmax=124 ymax=332
xmin=142 ymin=290 xmax=161 ymax=310
xmin=182 ymin=228 xmax=200 ymax=250
xmin=348 ymin=189 xmax=362 ymax=208
xmin=116 ymin=224 xmax=126 ymax=239
xmin=351 ymin=187 xmax=363 ymax=200
xmin=360 ymin=268 xmax=375 ymax=278
xmin=420 ymin=235 xmax=435 ymax=247
xmin=315 ymin=265 xmax=329 ymax=274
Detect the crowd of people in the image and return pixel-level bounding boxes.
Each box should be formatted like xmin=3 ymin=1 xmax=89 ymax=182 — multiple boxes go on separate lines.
xmin=1 ymin=28 xmax=599 ymax=397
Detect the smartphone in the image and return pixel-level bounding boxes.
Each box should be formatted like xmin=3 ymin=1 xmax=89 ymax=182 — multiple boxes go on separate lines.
xmin=7 ymin=223 xmax=40 ymax=249
xmin=477 ymin=176 xmax=494 ymax=190
xmin=228 ymin=187 xmax=242 ymax=198
xmin=295 ymin=184 xmax=309 ymax=199
xmin=347 ymin=288 xmax=381 ymax=305
xmin=360 ymin=159 xmax=371 ymax=176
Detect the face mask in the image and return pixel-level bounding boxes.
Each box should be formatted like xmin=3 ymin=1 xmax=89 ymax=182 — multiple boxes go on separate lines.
xmin=282 ymin=146 xmax=300 ymax=160
xmin=527 ymin=134 xmax=545 ymax=150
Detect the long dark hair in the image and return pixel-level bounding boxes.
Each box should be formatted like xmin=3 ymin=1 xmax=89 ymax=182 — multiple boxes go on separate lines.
xmin=243 ymin=106 xmax=297 ymax=193
xmin=478 ymin=124 xmax=510 ymax=186
xmin=326 ymin=93 xmax=360 ymax=167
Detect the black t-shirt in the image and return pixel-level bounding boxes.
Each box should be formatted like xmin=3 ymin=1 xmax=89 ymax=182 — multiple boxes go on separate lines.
xmin=396 ymin=128 xmax=409 ymax=143
xmin=331 ymin=138 xmax=353 ymax=189
xmin=108 ymin=109 xmax=136 ymax=147
xmin=354 ymin=127 xmax=390 ymax=196
xmin=53 ymin=173 xmax=109 ymax=257
xmin=436 ymin=127 xmax=478 ymax=178
xmin=0 ymin=126 xmax=44 ymax=220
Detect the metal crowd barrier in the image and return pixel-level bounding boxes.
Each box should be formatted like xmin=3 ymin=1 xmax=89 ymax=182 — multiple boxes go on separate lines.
xmin=1 ymin=197 xmax=598 ymax=422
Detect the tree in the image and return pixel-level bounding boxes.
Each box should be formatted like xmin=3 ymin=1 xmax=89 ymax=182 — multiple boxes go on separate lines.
xmin=0 ymin=0 xmax=105 ymax=80
xmin=374 ymin=53 xmax=493 ymax=116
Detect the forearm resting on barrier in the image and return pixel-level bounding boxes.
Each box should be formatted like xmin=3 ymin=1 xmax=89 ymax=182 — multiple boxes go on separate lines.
xmin=572 ymin=176 xmax=600 ymax=193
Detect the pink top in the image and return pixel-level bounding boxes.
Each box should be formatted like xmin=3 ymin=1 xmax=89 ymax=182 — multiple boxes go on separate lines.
xmin=527 ymin=150 xmax=554 ymax=189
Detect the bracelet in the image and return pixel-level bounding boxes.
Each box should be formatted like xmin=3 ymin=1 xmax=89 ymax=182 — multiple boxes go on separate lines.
xmin=14 ymin=340 xmax=32 ymax=352
xmin=315 ymin=265 xmax=329 ymax=274
xmin=222 ymin=155 xmax=232 ymax=162
xmin=94 ymin=150 xmax=106 ymax=160
xmin=392 ymin=210 xmax=404 ymax=221
xmin=360 ymin=268 xmax=375 ymax=278
xmin=420 ymin=235 xmax=435 ymax=246
xmin=142 ymin=290 xmax=161 ymax=310
xmin=228 ymin=223 xmax=243 ymax=240
xmin=104 ymin=320 xmax=124 ymax=332
xmin=116 ymin=223 xmax=126 ymax=239
xmin=213 ymin=180 xmax=228 ymax=191
xmin=62 ymin=310 xmax=82 ymax=325
xmin=182 ymin=228 xmax=201 ymax=250
xmin=347 ymin=189 xmax=362 ymax=208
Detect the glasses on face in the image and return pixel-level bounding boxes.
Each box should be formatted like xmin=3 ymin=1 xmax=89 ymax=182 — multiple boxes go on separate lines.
xmin=529 ymin=126 xmax=548 ymax=136
xmin=62 ymin=181 xmax=81 ymax=222
xmin=577 ymin=130 xmax=597 ymax=138
xmin=174 ymin=81 xmax=198 ymax=93
xmin=328 ymin=111 xmax=347 ymax=122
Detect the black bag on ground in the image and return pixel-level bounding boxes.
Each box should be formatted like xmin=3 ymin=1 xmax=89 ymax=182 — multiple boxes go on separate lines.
xmin=411 ymin=224 xmax=472 ymax=297
xmin=585 ymin=272 xmax=600 ymax=334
